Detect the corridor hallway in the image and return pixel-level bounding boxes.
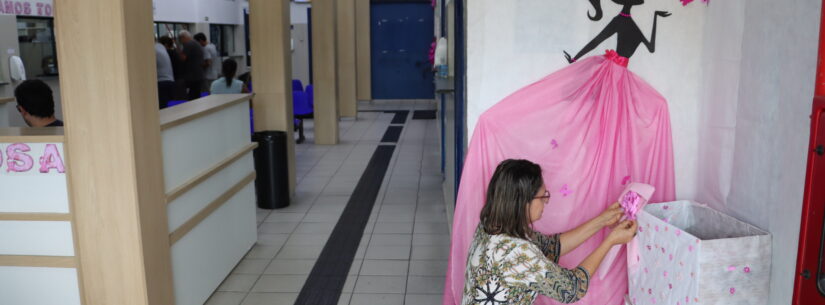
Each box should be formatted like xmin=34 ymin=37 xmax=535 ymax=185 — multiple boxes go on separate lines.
xmin=206 ymin=101 xmax=449 ymax=305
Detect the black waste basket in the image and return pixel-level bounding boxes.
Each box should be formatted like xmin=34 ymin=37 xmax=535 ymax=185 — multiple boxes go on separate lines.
xmin=252 ymin=131 xmax=290 ymax=209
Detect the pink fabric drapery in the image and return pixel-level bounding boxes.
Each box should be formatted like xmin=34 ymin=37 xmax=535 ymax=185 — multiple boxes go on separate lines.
xmin=443 ymin=52 xmax=676 ymax=305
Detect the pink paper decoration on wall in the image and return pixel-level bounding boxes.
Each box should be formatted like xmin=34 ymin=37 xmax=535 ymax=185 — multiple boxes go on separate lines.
xmin=6 ymin=143 xmax=33 ymax=172
xmin=38 ymin=144 xmax=65 ymax=173
xmin=560 ymin=184 xmax=573 ymax=196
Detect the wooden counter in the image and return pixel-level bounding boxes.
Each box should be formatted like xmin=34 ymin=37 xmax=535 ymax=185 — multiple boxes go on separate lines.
xmin=159 ymin=93 xmax=258 ymax=305
xmin=0 ymin=127 xmax=64 ymax=143
xmin=160 ymin=94 xmax=253 ymax=130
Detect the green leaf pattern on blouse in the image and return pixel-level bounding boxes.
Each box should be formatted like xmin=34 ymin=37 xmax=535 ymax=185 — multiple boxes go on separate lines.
xmin=461 ymin=226 xmax=590 ymax=304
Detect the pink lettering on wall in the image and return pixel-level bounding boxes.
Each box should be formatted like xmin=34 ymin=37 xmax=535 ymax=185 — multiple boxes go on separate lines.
xmin=39 ymin=143 xmax=65 ymax=173
xmin=6 ymin=143 xmax=33 ymax=173
xmin=0 ymin=1 xmax=53 ymax=17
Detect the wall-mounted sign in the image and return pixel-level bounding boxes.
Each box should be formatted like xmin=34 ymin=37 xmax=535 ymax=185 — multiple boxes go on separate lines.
xmin=0 ymin=0 xmax=53 ymax=17
xmin=0 ymin=142 xmax=64 ymax=174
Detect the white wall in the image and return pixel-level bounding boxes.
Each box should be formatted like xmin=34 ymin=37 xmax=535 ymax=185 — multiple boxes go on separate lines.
xmin=154 ymin=0 xmax=244 ymax=25
xmin=291 ymin=2 xmax=310 ymax=24
xmin=465 ymin=0 xmax=821 ymax=303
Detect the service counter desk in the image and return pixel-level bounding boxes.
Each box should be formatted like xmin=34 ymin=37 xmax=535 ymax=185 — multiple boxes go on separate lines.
xmin=0 ymin=94 xmax=258 ymax=305
xmin=161 ymin=93 xmax=258 ymax=305
xmin=0 ymin=97 xmax=14 ymax=127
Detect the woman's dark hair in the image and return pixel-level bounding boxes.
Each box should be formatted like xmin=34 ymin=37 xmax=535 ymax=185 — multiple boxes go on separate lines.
xmin=158 ymin=36 xmax=174 ymax=48
xmin=14 ymin=79 xmax=55 ymax=118
xmin=479 ymin=159 xmax=544 ymax=240
xmin=193 ymin=32 xmax=207 ymax=42
xmin=588 ymin=0 xmax=603 ymax=21
xmin=222 ymin=59 xmax=238 ymax=87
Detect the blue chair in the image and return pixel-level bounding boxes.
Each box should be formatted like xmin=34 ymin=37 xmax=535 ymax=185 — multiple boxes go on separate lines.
xmin=167 ymin=100 xmax=188 ymax=107
xmin=293 ymin=91 xmax=312 ymax=143
xmin=305 ymin=84 xmax=314 ymax=108
xmin=292 ymin=79 xmax=303 ymax=92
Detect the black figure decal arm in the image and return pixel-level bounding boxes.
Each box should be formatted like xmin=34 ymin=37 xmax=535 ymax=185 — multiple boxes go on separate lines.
xmin=641 ymin=11 xmax=672 ymax=53
xmin=564 ymin=19 xmax=618 ymax=64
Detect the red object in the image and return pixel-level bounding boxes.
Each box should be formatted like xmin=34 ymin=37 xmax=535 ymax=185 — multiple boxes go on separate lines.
xmin=793 ymin=97 xmax=825 ymax=304
xmin=792 ymin=3 xmax=825 ymax=301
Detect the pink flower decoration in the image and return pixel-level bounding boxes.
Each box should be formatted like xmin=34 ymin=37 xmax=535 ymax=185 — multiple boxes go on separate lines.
xmin=669 ymin=283 xmax=673 ymax=289
xmin=729 ymin=287 xmax=736 ymax=295
xmin=622 ymin=175 xmax=631 ymax=185
xmin=655 ymin=225 xmax=659 ymax=232
xmin=648 ymin=288 xmax=652 ymax=294
xmin=663 ymin=271 xmax=668 ymax=277
xmin=663 ymin=205 xmax=669 ymax=210
xmin=681 ymin=0 xmax=710 ymax=6
xmin=727 ymin=266 xmax=736 ymax=272
xmin=669 ymin=254 xmax=673 ymax=261
xmin=675 ymin=229 xmax=681 ymax=236
xmin=560 ymin=184 xmax=573 ymax=197
xmin=551 ymin=139 xmax=559 ymax=149
xmin=620 ymin=191 xmax=642 ymax=220
xmin=688 ymin=245 xmax=693 ymax=252
xmin=744 ymin=267 xmax=751 ymax=273
xmin=645 ymin=267 xmax=649 ymax=274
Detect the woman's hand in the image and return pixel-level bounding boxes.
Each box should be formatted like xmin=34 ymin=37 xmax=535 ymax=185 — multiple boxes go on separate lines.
xmin=595 ymin=202 xmax=623 ymax=228
xmin=606 ymin=220 xmax=638 ymax=245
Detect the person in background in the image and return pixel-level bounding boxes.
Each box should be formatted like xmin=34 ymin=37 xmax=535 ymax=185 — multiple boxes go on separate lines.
xmin=195 ymin=32 xmax=220 ymax=94
xmin=159 ymin=36 xmax=186 ymax=100
xmin=178 ymin=30 xmax=205 ymax=101
xmin=14 ymin=79 xmax=63 ymax=127
xmin=211 ymin=59 xmax=248 ymax=94
xmin=155 ymin=37 xmax=175 ymax=109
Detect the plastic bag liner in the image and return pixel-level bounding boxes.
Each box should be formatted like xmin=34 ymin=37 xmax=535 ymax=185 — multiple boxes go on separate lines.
xmin=628 ymin=201 xmax=771 ymax=305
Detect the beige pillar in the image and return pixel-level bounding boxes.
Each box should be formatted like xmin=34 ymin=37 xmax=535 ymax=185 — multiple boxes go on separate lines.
xmin=355 ymin=0 xmax=372 ymax=101
xmin=249 ymin=0 xmax=296 ymax=194
xmin=312 ymin=0 xmax=340 ymax=144
xmin=54 ymin=0 xmax=174 ymax=304
xmin=337 ymin=0 xmax=358 ymax=118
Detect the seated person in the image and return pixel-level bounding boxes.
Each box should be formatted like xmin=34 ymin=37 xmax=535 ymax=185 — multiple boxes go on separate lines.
xmin=210 ymin=59 xmax=248 ymax=94
xmin=14 ymin=79 xmax=63 ymax=127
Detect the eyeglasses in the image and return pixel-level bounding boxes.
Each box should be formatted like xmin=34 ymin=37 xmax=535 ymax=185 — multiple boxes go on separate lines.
xmin=534 ymin=190 xmax=551 ymax=204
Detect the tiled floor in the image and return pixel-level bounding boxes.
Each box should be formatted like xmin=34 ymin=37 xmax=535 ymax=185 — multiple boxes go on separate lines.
xmin=206 ymin=101 xmax=449 ymax=305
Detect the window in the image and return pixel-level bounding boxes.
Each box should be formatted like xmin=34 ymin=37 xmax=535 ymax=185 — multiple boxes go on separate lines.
xmin=17 ymin=17 xmax=57 ymax=78
xmin=154 ymin=22 xmax=191 ymax=44
xmin=209 ymin=24 xmax=236 ymax=57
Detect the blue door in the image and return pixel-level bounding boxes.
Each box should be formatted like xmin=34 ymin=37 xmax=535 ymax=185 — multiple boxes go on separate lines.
xmin=371 ymin=3 xmax=435 ymax=99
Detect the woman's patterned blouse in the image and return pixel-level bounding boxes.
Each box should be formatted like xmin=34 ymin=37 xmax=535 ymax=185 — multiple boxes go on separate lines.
xmin=461 ymin=225 xmax=590 ymax=304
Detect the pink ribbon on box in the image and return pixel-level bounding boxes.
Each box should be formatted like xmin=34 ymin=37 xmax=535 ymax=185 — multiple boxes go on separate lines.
xmin=597 ymin=183 xmax=655 ymax=279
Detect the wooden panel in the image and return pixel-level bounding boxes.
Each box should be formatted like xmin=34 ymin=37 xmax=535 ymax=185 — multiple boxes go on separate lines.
xmin=0 ymin=255 xmax=75 ymax=268
xmin=337 ymin=0 xmax=358 ymax=117
xmin=159 ymin=94 xmax=252 ymax=130
xmin=166 ymin=143 xmax=257 ymax=203
xmin=0 ymin=127 xmax=64 ymax=143
xmin=169 ymin=172 xmax=256 ymax=244
xmin=0 ymin=97 xmax=14 ymax=104
xmin=356 ymin=0 xmax=373 ymax=100
xmin=312 ymin=0 xmax=340 ymax=144
xmin=55 ymin=0 xmax=174 ymax=304
xmin=248 ymin=0 xmax=297 ymax=194
xmin=0 ymin=213 xmax=71 ymax=221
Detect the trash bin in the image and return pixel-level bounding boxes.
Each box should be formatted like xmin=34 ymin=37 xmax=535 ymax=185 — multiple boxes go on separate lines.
xmin=252 ymin=131 xmax=290 ymax=209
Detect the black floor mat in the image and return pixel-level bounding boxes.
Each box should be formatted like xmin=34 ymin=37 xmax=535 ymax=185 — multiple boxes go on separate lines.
xmin=293 ymin=145 xmax=396 ymax=305
xmin=412 ymin=110 xmax=437 ymax=120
